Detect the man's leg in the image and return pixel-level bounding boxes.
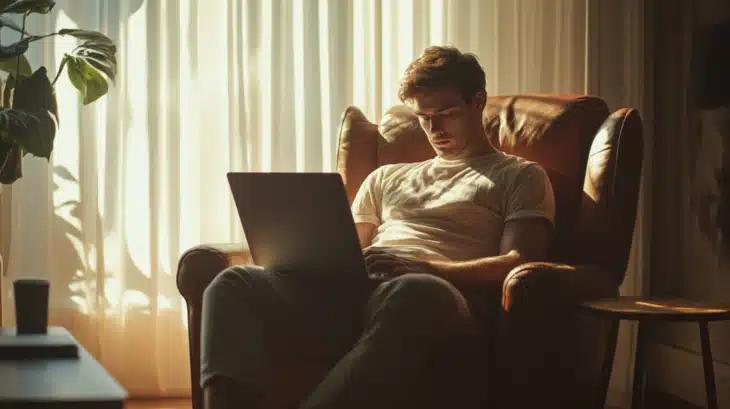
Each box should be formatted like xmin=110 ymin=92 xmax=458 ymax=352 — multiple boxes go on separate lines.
xmin=413 ymin=283 xmax=502 ymax=409
xmin=299 ymin=273 xmax=474 ymax=409
xmin=200 ymin=265 xmax=367 ymax=409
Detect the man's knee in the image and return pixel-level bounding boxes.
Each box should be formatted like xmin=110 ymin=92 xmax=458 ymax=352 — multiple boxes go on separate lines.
xmin=202 ymin=265 xmax=271 ymax=316
xmin=371 ymin=273 xmax=470 ymax=332
xmin=204 ymin=265 xmax=265 ymax=297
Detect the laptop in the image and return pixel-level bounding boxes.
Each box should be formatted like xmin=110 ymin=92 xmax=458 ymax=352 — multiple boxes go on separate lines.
xmin=227 ymin=172 xmax=370 ymax=281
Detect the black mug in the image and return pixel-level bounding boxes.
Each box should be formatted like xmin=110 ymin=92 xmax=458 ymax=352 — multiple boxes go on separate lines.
xmin=13 ymin=279 xmax=50 ymax=335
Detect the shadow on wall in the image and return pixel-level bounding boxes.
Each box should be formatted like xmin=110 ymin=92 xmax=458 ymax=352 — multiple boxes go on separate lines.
xmin=690 ymin=13 xmax=729 ymax=251
xmin=48 ymin=164 xmax=191 ymax=395
xmin=685 ymin=13 xmax=730 ymax=371
xmin=48 ymin=163 xmax=153 ymax=340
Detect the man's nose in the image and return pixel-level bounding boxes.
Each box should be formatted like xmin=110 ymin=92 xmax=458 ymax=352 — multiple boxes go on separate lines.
xmin=429 ymin=116 xmax=444 ymax=133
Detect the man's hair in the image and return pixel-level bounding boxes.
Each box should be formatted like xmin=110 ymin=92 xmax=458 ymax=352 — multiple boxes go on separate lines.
xmin=398 ymin=45 xmax=486 ymax=102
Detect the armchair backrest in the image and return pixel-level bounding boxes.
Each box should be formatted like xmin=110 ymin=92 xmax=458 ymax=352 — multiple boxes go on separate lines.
xmin=335 ymin=94 xmax=643 ymax=285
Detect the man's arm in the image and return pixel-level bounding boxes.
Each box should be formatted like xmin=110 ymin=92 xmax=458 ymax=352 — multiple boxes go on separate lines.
xmin=356 ymin=223 xmax=376 ymax=249
xmin=430 ymin=217 xmax=552 ymax=284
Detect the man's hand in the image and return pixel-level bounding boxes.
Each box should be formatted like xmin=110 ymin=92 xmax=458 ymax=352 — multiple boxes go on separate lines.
xmin=363 ymin=247 xmax=436 ymax=278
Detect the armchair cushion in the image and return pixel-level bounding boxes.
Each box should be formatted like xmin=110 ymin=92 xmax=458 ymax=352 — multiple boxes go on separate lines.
xmin=484 ymin=95 xmax=611 ymax=263
xmin=335 ymin=107 xmax=380 ymax=203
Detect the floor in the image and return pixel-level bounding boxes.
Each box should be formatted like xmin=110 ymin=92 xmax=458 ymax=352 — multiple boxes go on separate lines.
xmin=122 ymin=388 xmax=698 ymax=409
xmin=644 ymin=388 xmax=701 ymax=409
xmin=125 ymin=399 xmax=191 ymax=409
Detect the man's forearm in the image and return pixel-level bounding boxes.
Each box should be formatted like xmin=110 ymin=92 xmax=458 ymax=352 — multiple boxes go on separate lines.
xmin=429 ymin=250 xmax=525 ymax=284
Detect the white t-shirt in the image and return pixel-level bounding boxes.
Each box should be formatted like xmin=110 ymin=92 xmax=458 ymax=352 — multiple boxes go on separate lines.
xmin=351 ymin=151 xmax=555 ymax=262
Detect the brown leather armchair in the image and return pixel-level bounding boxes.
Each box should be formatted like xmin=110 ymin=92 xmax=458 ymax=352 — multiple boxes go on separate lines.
xmin=177 ymin=94 xmax=643 ymax=409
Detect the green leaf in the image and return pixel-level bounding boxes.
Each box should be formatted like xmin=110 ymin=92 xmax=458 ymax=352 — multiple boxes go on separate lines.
xmin=79 ymin=41 xmax=117 ymax=56
xmin=0 ymin=107 xmax=38 ymax=130
xmin=2 ymin=0 xmax=55 ymax=14
xmin=72 ymin=42 xmax=117 ymax=82
xmin=58 ymin=29 xmax=114 ymax=45
xmin=66 ymin=55 xmax=109 ymax=105
xmin=3 ymin=74 xmax=15 ymax=108
xmin=65 ymin=56 xmax=85 ymax=97
xmin=50 ymin=54 xmax=67 ymax=85
xmin=0 ymin=36 xmax=38 ymax=60
xmin=56 ymin=32 xmax=118 ymax=87
xmin=9 ymin=66 xmax=58 ymax=159
xmin=0 ymin=0 xmax=16 ymax=11
xmin=0 ymin=15 xmax=28 ymax=34
xmin=0 ymin=54 xmax=32 ymax=77
xmin=82 ymin=55 xmax=115 ymax=82
xmin=79 ymin=43 xmax=117 ymax=70
xmin=0 ymin=107 xmax=42 ymax=160
xmin=0 ymin=139 xmax=22 ymax=184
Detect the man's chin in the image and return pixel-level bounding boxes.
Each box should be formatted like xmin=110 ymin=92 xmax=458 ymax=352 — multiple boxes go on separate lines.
xmin=436 ymin=149 xmax=465 ymax=160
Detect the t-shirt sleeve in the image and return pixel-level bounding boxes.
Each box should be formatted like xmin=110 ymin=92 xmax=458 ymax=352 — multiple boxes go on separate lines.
xmin=504 ymin=163 xmax=556 ymax=225
xmin=351 ymin=168 xmax=384 ymax=226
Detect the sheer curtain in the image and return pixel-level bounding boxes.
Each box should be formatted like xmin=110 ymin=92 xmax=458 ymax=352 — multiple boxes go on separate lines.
xmin=0 ymin=0 xmax=647 ymax=402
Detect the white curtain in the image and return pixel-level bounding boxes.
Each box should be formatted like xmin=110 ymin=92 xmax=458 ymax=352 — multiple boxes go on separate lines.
xmin=0 ymin=0 xmax=647 ymax=402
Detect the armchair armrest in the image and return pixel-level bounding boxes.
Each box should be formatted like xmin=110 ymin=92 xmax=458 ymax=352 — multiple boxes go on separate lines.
xmin=176 ymin=242 xmax=252 ymax=409
xmin=176 ymin=243 xmax=253 ymax=304
xmin=501 ymin=262 xmax=620 ymax=312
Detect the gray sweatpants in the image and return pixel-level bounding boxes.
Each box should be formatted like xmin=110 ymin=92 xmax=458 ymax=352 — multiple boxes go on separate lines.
xmin=200 ymin=266 xmax=495 ymax=409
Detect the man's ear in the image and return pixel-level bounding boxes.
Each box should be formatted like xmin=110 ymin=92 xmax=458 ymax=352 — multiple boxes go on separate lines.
xmin=471 ymin=90 xmax=487 ymax=110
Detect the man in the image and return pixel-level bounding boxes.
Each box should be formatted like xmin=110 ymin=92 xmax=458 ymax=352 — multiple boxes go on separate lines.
xmin=201 ymin=45 xmax=555 ymax=409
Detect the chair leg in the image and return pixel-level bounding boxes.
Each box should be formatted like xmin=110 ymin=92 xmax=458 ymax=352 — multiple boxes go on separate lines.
xmin=595 ymin=318 xmax=620 ymax=409
xmin=631 ymin=323 xmax=647 ymax=409
xmin=699 ymin=322 xmax=718 ymax=409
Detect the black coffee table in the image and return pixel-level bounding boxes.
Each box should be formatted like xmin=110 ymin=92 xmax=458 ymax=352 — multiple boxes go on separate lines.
xmin=581 ymin=296 xmax=730 ymax=409
xmin=0 ymin=326 xmax=127 ymax=408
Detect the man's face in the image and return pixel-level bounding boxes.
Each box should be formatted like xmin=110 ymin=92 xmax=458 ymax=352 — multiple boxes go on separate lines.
xmin=406 ymin=87 xmax=486 ymax=160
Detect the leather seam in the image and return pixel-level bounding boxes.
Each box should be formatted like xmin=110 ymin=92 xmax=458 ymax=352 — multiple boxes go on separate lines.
xmin=334 ymin=106 xmax=355 ymax=173
xmin=609 ymin=111 xmax=631 ymax=206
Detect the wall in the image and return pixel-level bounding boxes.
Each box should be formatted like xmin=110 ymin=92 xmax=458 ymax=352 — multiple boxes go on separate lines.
xmin=647 ymin=0 xmax=730 ymax=406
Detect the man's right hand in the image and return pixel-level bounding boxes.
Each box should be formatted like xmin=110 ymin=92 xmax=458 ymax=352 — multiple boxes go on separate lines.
xmin=363 ymin=247 xmax=437 ymax=278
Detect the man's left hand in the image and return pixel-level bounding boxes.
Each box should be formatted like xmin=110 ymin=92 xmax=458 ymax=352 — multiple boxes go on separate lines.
xmin=364 ymin=248 xmax=437 ymax=278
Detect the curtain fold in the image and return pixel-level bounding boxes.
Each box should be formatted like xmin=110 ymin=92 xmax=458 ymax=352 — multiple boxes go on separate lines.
xmin=585 ymin=1 xmax=652 ymax=406
xmin=0 ymin=0 xmax=646 ymax=401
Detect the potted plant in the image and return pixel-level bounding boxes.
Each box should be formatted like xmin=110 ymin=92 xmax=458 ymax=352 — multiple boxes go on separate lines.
xmin=0 ymin=0 xmax=117 ymax=184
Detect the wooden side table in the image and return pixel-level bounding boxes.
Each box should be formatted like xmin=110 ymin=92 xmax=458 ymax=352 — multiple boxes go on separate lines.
xmin=0 ymin=326 xmax=127 ymax=408
xmin=581 ymin=296 xmax=730 ymax=409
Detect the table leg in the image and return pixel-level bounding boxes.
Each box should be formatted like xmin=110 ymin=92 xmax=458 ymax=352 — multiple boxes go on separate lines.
xmin=631 ymin=322 xmax=647 ymax=409
xmin=595 ymin=318 xmax=620 ymax=409
xmin=699 ymin=322 xmax=718 ymax=409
